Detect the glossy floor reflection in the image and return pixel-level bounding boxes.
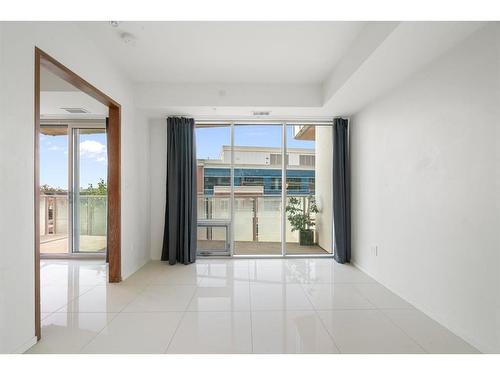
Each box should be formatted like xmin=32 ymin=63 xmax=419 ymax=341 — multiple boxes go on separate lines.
xmin=27 ymin=258 xmax=479 ymax=354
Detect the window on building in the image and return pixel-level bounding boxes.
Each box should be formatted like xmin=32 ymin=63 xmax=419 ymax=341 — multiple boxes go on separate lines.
xmin=270 ymin=153 xmax=289 ymax=166
xmin=240 ymin=177 xmax=264 ymax=186
xmin=299 ymin=154 xmax=315 ymax=166
xmin=286 ymin=177 xmax=302 ymax=192
xmin=204 ymin=176 xmax=231 ymax=193
xmin=269 ymin=177 xmax=282 ymax=191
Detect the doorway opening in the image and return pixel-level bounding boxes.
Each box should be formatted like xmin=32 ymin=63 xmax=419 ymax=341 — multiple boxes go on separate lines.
xmin=40 ymin=121 xmax=108 ymax=256
xmin=35 ymin=48 xmax=121 ymax=340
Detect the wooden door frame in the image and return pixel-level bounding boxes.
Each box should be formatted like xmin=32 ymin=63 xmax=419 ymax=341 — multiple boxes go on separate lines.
xmin=34 ymin=47 xmax=122 ymax=340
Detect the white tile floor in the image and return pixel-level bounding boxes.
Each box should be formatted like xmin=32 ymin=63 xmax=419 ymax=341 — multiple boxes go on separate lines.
xmin=27 ymin=258 xmax=480 ymax=354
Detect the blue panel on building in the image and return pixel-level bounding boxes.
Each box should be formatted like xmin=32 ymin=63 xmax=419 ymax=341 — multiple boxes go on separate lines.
xmin=203 ymin=167 xmax=315 ymax=196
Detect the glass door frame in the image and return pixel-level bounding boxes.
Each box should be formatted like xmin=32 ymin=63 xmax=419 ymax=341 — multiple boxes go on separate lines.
xmin=40 ymin=119 xmax=107 ymax=258
xmin=195 ymin=120 xmax=336 ymax=259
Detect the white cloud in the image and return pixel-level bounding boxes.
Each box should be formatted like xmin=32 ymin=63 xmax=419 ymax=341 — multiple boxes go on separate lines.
xmin=80 ymin=140 xmax=107 ymax=163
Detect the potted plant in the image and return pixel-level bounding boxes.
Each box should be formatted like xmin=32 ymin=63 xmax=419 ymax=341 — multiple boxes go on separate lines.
xmin=285 ymin=195 xmax=319 ymax=246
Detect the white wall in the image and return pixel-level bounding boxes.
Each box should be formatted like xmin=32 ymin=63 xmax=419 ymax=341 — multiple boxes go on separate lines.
xmin=350 ymin=24 xmax=500 ymax=353
xmin=0 ymin=22 xmax=151 ymax=353
xmin=149 ymin=119 xmax=167 ymax=260
xmin=135 ymin=82 xmax=322 ymax=109
xmin=122 ymin=109 xmax=151 ymax=278
xmin=315 ymin=126 xmax=333 ymax=253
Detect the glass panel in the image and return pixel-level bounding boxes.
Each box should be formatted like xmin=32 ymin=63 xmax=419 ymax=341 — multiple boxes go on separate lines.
xmin=285 ymin=124 xmax=333 ymax=254
xmin=74 ymin=128 xmax=107 ymax=253
xmin=233 ymin=125 xmax=283 ymax=255
xmin=40 ymin=126 xmax=69 ymax=254
xmin=196 ymin=125 xmax=231 ymax=255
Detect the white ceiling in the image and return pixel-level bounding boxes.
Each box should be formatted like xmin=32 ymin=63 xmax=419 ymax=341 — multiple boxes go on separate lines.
xmin=73 ymin=21 xmax=485 ymax=119
xmin=40 ymin=66 xmax=108 ymax=117
xmin=78 ymin=21 xmax=366 ymax=84
xmin=41 ymin=66 xmax=79 ymax=91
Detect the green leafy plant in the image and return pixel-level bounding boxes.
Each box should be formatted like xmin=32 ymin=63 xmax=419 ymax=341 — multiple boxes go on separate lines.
xmin=82 ymin=178 xmax=107 ymax=195
xmin=40 ymin=184 xmax=66 ymax=195
xmin=285 ymin=195 xmax=319 ymax=232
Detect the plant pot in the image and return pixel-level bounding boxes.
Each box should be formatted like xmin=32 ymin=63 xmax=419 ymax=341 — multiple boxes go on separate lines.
xmin=299 ymin=229 xmax=315 ymax=246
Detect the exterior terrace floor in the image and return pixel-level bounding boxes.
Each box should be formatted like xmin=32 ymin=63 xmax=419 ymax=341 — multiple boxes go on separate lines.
xmin=198 ymin=240 xmax=329 ymax=255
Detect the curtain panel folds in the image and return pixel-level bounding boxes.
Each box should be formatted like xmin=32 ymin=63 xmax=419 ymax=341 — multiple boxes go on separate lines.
xmin=332 ymin=117 xmax=351 ymax=264
xmin=162 ymin=117 xmax=197 ymax=264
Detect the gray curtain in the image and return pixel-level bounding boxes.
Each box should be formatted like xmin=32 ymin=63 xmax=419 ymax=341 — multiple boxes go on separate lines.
xmin=162 ymin=117 xmax=197 ymax=265
xmin=332 ymin=117 xmax=351 ymax=264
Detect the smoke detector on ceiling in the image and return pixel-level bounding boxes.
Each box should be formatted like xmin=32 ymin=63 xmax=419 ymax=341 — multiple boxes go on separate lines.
xmin=61 ymin=107 xmax=89 ymax=114
xmin=110 ymin=21 xmax=120 ymax=28
xmin=253 ymin=111 xmax=271 ymax=116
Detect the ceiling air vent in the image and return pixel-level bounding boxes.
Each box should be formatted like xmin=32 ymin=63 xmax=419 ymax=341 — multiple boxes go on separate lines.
xmin=61 ymin=107 xmax=89 ymax=114
xmin=253 ymin=111 xmax=271 ymax=116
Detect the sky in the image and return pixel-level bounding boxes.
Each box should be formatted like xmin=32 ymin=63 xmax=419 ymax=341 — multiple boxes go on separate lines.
xmin=196 ymin=125 xmax=314 ymax=160
xmin=40 ymin=132 xmax=107 ymax=190
xmin=41 ymin=125 xmax=313 ymax=189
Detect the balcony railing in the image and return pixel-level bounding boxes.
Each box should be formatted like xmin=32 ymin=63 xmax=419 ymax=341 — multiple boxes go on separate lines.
xmin=40 ymin=194 xmax=107 ymax=237
xmin=197 ymin=194 xmax=315 ymax=244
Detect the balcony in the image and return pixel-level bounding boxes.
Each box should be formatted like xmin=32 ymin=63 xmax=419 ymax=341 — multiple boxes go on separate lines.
xmin=40 ymin=194 xmax=107 ymax=254
xmin=197 ymin=194 xmax=330 ymax=255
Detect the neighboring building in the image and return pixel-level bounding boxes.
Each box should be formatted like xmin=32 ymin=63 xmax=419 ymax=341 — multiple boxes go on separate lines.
xmin=197 ymin=145 xmax=316 ymax=196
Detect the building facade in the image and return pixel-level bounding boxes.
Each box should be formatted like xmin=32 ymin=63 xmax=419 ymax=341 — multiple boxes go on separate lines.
xmin=197 ymin=145 xmax=316 ymax=196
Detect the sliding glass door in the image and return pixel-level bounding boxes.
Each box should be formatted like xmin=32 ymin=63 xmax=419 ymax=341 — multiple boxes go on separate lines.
xmin=285 ymin=124 xmax=333 ymax=255
xmin=40 ymin=121 xmax=107 ymax=256
xmin=40 ymin=125 xmax=70 ymax=255
xmin=194 ymin=121 xmax=334 ymax=257
xmin=233 ymin=125 xmax=283 ymax=255
xmin=196 ymin=124 xmax=232 ymax=256
xmin=72 ymin=127 xmax=108 ymax=253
